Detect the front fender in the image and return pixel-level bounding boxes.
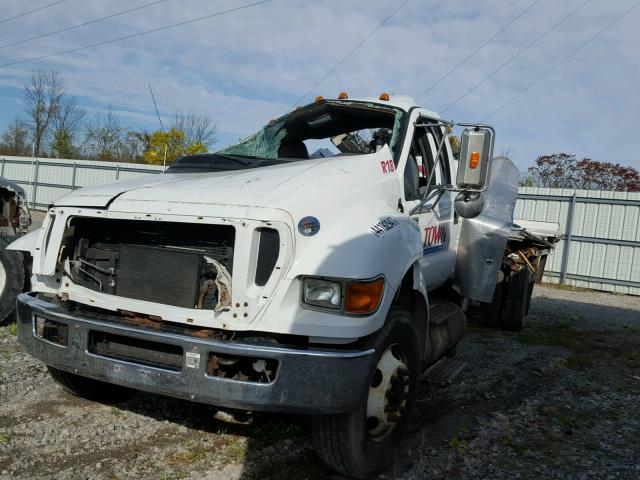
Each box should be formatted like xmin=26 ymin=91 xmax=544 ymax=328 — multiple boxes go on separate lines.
xmin=7 ymin=230 xmax=38 ymax=255
xmin=250 ymin=214 xmax=424 ymax=340
xmin=411 ymin=260 xmax=429 ymax=308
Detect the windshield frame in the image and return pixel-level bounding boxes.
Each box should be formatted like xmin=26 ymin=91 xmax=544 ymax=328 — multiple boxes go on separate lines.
xmin=217 ymin=99 xmax=406 ymax=161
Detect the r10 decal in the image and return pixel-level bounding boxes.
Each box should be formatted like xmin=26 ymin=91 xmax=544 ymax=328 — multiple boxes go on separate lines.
xmin=380 ymin=160 xmax=395 ymax=174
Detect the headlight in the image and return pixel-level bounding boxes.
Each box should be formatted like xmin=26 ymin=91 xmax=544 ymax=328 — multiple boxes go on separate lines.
xmin=301 ymin=276 xmax=385 ymax=315
xmin=19 ymin=214 xmax=31 ymax=228
xmin=302 ymin=278 xmax=342 ymax=309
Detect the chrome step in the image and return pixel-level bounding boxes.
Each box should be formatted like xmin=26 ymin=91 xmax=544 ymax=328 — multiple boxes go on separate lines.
xmin=421 ymin=356 xmax=466 ymax=388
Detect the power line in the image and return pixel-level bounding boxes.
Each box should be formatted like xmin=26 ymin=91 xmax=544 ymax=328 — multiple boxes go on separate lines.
xmin=0 ymin=0 xmax=273 ymax=69
xmin=0 ymin=0 xmax=169 ymax=51
xmin=292 ymin=0 xmax=410 ymax=107
xmin=416 ymin=0 xmax=541 ymax=101
xmin=440 ymin=0 xmax=592 ymax=113
xmin=0 ymin=0 xmax=67 ymax=26
xmin=148 ymin=83 xmax=166 ymax=134
xmin=484 ymin=1 xmax=640 ymax=121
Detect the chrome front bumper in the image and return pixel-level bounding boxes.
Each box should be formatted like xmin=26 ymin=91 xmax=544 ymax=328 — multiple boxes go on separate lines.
xmin=16 ymin=293 xmax=374 ymax=414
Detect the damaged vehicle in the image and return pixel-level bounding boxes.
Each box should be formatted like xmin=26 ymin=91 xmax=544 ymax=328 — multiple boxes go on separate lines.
xmin=0 ymin=178 xmax=31 ymax=323
xmin=10 ymin=94 xmax=554 ymax=478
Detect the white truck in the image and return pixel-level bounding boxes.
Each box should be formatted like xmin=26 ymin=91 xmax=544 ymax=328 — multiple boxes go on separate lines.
xmin=10 ymin=94 xmax=554 ymax=478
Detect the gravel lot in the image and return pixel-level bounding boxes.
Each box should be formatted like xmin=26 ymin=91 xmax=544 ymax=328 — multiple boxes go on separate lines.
xmin=1 ymin=285 xmax=639 ymax=480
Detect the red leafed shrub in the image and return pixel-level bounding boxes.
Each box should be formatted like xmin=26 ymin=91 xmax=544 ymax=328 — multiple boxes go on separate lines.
xmin=523 ymin=153 xmax=640 ymax=192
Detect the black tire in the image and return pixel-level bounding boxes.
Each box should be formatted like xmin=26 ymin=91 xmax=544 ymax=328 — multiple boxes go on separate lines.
xmin=0 ymin=235 xmax=25 ymax=325
xmin=47 ymin=366 xmax=135 ymax=403
xmin=525 ymin=271 xmax=536 ymax=315
xmin=312 ymin=308 xmax=421 ymax=479
xmin=503 ymin=268 xmax=532 ymax=332
xmin=478 ymin=270 xmax=506 ymax=328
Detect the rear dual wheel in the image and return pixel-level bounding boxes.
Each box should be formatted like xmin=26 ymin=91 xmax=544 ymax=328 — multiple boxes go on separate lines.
xmin=503 ymin=268 xmax=533 ymax=332
xmin=477 ymin=267 xmax=533 ymax=332
xmin=312 ymin=308 xmax=420 ymax=479
xmin=478 ymin=270 xmax=506 ymax=328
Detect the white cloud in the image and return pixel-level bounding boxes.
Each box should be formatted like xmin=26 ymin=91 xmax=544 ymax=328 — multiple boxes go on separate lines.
xmin=0 ymin=0 xmax=637 ymax=168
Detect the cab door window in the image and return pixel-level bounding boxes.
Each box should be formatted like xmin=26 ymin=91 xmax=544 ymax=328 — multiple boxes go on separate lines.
xmin=404 ymin=119 xmax=447 ymax=201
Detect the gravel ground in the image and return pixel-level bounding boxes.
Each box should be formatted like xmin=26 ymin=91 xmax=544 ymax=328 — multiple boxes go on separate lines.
xmin=1 ymin=285 xmax=639 ymax=480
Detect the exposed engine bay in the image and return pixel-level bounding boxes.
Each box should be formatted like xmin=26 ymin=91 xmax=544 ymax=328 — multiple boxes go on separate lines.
xmin=59 ymin=218 xmax=235 ymax=311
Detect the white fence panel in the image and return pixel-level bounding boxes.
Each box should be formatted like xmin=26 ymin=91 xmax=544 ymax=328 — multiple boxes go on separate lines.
xmin=1 ymin=156 xmax=639 ymax=295
xmin=0 ymin=155 xmax=163 ymax=208
xmin=516 ymin=187 xmax=640 ymax=296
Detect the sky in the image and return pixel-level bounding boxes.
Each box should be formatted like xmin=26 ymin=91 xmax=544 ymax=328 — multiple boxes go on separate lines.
xmin=0 ymin=0 xmax=638 ymax=172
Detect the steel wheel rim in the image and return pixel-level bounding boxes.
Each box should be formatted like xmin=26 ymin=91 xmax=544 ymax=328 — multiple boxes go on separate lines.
xmin=366 ymin=343 xmax=410 ymax=441
xmin=0 ymin=259 xmax=6 ymax=298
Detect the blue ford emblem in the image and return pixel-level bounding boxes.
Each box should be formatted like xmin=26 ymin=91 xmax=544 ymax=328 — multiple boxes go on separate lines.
xmin=298 ymin=216 xmax=320 ymax=236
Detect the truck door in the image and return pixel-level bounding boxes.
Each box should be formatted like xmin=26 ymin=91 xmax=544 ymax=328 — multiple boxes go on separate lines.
xmin=401 ymin=114 xmax=457 ymax=291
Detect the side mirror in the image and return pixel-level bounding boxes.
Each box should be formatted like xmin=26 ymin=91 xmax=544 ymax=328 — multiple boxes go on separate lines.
xmin=456 ymin=126 xmax=494 ymax=191
xmin=454 ymin=191 xmax=484 ymax=218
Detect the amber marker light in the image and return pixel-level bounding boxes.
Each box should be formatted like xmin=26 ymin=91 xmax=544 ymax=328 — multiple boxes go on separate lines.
xmin=338 ymin=91 xmax=349 ymax=99
xmin=379 ymin=92 xmax=390 ymax=101
xmin=315 ymin=95 xmax=325 ymax=102
xmin=345 ymin=278 xmax=385 ymax=315
xmin=469 ymin=151 xmax=480 ymax=169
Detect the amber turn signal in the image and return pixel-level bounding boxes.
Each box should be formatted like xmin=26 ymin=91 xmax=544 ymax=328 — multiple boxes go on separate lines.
xmin=345 ymin=278 xmax=384 ymax=315
xmin=469 ymin=151 xmax=480 ymax=169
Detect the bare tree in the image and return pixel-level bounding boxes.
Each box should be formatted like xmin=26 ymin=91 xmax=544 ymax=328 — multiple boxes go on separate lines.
xmin=120 ymin=130 xmax=149 ymax=163
xmin=171 ymin=112 xmax=217 ymax=149
xmin=51 ymin=96 xmax=84 ymax=138
xmin=499 ymin=145 xmax=514 ymax=158
xmin=24 ymin=69 xmax=63 ymax=156
xmin=50 ymin=97 xmax=85 ymax=158
xmin=81 ymin=108 xmax=123 ymax=161
xmin=0 ymin=118 xmax=30 ymax=156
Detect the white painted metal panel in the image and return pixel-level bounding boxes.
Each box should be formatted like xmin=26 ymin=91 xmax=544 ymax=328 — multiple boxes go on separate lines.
xmin=1 ymin=156 xmax=638 ymax=295
xmin=516 ymin=186 xmax=640 ymax=295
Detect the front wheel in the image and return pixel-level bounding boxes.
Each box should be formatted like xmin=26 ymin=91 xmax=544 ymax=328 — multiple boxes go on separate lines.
xmin=312 ymin=308 xmax=421 ymax=479
xmin=47 ymin=366 xmax=135 ymax=403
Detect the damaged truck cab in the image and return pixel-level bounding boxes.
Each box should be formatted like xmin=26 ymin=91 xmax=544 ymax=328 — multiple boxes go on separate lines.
xmin=12 ymin=94 xmax=537 ymax=478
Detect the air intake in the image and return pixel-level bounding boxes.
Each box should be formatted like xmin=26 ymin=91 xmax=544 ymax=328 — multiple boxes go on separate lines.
xmin=255 ymin=228 xmax=280 ymax=286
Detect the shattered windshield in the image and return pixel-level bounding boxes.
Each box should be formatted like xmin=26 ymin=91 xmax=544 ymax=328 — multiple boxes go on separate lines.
xmin=167 ymin=101 xmax=405 ymax=173
xmin=218 ymin=101 xmax=404 ymax=160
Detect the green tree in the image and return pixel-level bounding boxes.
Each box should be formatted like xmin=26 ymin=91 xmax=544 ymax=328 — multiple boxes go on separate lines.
xmin=50 ymin=128 xmax=75 ymax=158
xmin=49 ymin=96 xmax=84 ymax=158
xmin=448 ymin=135 xmax=460 ymax=159
xmin=143 ymin=128 xmax=206 ymax=165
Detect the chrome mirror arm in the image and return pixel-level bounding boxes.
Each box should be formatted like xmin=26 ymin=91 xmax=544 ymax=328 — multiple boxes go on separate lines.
xmin=409 ymin=187 xmax=446 ymax=216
